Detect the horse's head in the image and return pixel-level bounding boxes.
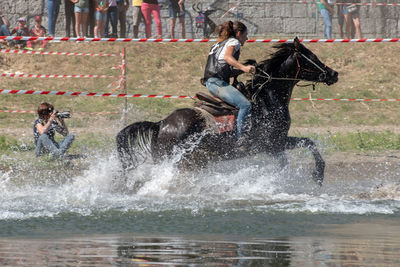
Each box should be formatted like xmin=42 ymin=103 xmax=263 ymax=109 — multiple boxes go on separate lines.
xmin=292 ymin=37 xmax=338 ymax=85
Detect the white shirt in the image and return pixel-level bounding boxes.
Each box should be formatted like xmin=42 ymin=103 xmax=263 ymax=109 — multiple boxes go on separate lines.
xmin=216 ymin=38 xmax=241 ymax=63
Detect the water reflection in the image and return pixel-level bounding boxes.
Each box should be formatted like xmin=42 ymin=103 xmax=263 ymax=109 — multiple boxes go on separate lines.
xmin=1 ymin=226 xmax=400 ymax=267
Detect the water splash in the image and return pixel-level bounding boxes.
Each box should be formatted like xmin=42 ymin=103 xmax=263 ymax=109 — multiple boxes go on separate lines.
xmin=1 ymin=147 xmax=400 ymax=220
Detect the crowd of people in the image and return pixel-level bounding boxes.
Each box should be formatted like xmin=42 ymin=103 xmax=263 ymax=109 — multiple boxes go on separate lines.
xmin=1 ymin=0 xmax=366 ymax=50
xmin=319 ymin=0 xmax=362 ymax=39
xmin=0 ymin=0 xmax=185 ymax=50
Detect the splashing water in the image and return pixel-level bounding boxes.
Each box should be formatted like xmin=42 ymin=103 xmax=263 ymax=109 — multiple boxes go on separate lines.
xmin=1 ymin=145 xmax=400 ymax=222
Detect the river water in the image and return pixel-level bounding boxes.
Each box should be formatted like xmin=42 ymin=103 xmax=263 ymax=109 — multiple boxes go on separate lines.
xmin=1 ymin=150 xmax=400 ymax=266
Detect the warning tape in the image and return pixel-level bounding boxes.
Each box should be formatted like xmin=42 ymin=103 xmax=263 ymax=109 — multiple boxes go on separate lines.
xmin=1 ymin=73 xmax=117 ymax=78
xmin=0 ymin=49 xmax=120 ymax=57
xmin=0 ymin=110 xmax=121 ymax=115
xmin=1 ymin=36 xmax=399 ymax=43
xmin=262 ymin=1 xmax=400 ymax=5
xmin=1 ymin=89 xmax=400 ymax=102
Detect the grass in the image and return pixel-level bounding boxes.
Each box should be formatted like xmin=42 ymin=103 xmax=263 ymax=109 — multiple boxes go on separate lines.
xmin=0 ymin=41 xmax=399 ymax=156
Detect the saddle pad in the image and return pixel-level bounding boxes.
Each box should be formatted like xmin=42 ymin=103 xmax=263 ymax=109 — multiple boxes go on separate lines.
xmin=215 ymin=115 xmax=235 ymax=133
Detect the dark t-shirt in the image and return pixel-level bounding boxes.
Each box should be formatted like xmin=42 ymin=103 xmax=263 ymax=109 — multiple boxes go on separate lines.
xmin=33 ymin=118 xmax=59 ymax=145
xmin=143 ymin=0 xmax=158 ymax=4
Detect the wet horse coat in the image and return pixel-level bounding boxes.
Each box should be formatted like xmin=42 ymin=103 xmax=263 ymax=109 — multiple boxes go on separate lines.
xmin=116 ymin=38 xmax=338 ymax=185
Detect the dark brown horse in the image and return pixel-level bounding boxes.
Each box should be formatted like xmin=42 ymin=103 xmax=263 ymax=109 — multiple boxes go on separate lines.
xmin=116 ymin=38 xmax=338 ymax=185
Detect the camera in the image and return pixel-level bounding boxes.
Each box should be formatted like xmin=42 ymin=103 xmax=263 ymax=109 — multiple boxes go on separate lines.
xmin=55 ymin=111 xmax=71 ymax=119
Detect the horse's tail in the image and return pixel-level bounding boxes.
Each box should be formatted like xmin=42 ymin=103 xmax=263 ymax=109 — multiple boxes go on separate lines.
xmin=116 ymin=121 xmax=159 ymax=170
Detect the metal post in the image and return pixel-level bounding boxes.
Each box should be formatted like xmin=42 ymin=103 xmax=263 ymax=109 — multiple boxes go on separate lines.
xmin=122 ymin=47 xmax=127 ymax=125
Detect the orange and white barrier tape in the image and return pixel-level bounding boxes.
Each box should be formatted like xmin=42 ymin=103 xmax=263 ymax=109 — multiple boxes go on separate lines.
xmin=1 ymin=89 xmax=400 ymax=102
xmin=0 ymin=49 xmax=120 ymax=57
xmin=1 ymin=36 xmax=400 ymax=43
xmin=0 ymin=110 xmax=121 ymax=115
xmin=1 ymin=73 xmax=117 ymax=78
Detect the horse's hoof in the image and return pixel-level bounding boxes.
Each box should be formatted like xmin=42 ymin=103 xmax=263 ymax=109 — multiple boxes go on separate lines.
xmin=312 ymin=171 xmax=324 ymax=186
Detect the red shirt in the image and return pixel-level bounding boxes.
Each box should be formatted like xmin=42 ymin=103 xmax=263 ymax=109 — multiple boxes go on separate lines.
xmin=30 ymin=25 xmax=47 ymax=37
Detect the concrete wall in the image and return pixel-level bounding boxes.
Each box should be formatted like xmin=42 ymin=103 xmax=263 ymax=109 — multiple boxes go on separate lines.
xmin=1 ymin=0 xmax=399 ymax=38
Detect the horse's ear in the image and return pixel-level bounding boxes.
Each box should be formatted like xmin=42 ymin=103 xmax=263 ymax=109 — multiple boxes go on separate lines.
xmin=293 ymin=37 xmax=301 ymax=51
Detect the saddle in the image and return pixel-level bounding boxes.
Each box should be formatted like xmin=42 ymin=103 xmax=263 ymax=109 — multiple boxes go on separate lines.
xmin=194 ymin=92 xmax=238 ymax=133
xmin=194 ymin=92 xmax=237 ymax=117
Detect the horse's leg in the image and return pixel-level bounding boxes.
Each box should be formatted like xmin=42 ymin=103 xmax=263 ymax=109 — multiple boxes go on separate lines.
xmin=275 ymin=151 xmax=289 ymax=169
xmin=285 ymin=136 xmax=325 ymax=186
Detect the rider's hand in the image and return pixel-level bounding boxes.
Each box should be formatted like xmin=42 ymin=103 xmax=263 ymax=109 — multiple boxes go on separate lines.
xmin=242 ymin=65 xmax=255 ymax=74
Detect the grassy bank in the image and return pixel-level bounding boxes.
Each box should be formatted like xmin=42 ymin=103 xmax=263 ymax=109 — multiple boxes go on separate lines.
xmin=1 ymin=131 xmax=400 ymax=156
xmin=0 ymin=40 xmax=399 ymax=155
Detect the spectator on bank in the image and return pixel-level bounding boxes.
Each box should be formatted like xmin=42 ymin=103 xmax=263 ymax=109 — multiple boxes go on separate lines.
xmin=48 ymin=0 xmax=61 ymax=37
xmin=71 ymin=0 xmax=90 ymax=38
xmin=344 ymin=0 xmax=362 ymax=39
xmin=11 ymin=17 xmax=29 ymax=49
xmin=105 ymin=0 xmax=118 ymax=38
xmin=94 ymin=0 xmax=109 ymax=37
xmin=64 ymin=0 xmax=76 ymax=37
xmin=337 ymin=0 xmax=355 ymax=39
xmin=87 ymin=0 xmax=96 ymax=37
xmin=318 ymin=0 xmax=334 ymax=39
xmin=131 ymin=0 xmax=143 ymax=38
xmin=168 ymin=0 xmax=185 ymax=39
xmin=0 ymin=11 xmax=12 ymax=46
xmin=117 ymin=0 xmax=129 ymax=38
xmin=27 ymin=16 xmax=48 ymax=50
xmin=142 ymin=0 xmax=162 ymax=38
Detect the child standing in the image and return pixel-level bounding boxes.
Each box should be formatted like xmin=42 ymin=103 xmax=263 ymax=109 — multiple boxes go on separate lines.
xmin=11 ymin=17 xmax=29 ymax=49
xmin=27 ymin=16 xmax=48 ymax=50
xmin=94 ymin=0 xmax=109 ymax=37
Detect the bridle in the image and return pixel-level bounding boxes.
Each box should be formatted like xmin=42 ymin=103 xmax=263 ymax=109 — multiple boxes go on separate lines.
xmin=250 ymin=51 xmax=327 ymax=102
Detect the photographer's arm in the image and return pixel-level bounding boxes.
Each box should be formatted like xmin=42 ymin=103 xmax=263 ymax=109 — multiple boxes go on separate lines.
xmin=55 ymin=117 xmax=69 ymax=136
xmin=36 ymin=112 xmax=56 ymax=134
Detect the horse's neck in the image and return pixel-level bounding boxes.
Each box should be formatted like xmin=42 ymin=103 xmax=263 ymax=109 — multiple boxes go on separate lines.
xmin=264 ymin=80 xmax=297 ymax=107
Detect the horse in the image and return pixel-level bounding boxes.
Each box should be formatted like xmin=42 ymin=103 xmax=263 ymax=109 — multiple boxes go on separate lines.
xmin=116 ymin=37 xmax=338 ymax=185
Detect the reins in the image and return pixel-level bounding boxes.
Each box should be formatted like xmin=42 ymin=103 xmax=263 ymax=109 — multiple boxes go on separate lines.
xmin=249 ymin=51 xmax=325 ymax=102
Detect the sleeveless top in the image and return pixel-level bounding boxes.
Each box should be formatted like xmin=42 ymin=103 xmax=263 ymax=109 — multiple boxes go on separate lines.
xmin=203 ymin=38 xmax=241 ymax=83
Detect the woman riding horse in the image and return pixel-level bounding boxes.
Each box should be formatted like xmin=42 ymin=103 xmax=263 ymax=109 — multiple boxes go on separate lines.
xmin=116 ymin=36 xmax=338 ymax=185
xmin=203 ymin=21 xmax=255 ymax=143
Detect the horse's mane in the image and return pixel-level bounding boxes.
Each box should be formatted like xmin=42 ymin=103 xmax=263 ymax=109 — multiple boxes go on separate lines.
xmin=258 ymin=43 xmax=295 ymax=73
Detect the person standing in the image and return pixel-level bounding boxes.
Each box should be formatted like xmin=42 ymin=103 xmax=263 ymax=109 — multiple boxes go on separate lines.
xmin=141 ymin=0 xmax=162 ymax=38
xmin=94 ymin=0 xmax=109 ymax=37
xmin=168 ymin=0 xmax=185 ymax=39
xmin=116 ymin=0 xmax=129 ymax=38
xmin=131 ymin=0 xmax=143 ymax=38
xmin=64 ymin=0 xmax=76 ymax=37
xmin=105 ymin=0 xmax=118 ymax=37
xmin=318 ymin=0 xmax=334 ymax=39
xmin=87 ymin=0 xmax=96 ymax=37
xmin=47 ymin=0 xmax=61 ymax=37
xmin=71 ymin=0 xmax=90 ymax=38
xmin=202 ymin=21 xmax=255 ymax=141
xmin=33 ymin=102 xmax=75 ymax=158
xmin=344 ymin=0 xmax=362 ymax=39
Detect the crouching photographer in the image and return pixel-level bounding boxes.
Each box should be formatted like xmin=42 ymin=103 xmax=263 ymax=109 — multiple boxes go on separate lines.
xmin=33 ymin=102 xmax=75 ymax=158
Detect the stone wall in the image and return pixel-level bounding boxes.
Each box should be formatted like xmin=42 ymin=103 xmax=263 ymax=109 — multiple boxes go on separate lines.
xmin=1 ymin=0 xmax=399 ymax=38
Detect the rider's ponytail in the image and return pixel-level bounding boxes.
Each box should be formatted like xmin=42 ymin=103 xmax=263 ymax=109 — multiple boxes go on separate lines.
xmin=216 ymin=21 xmax=248 ymax=43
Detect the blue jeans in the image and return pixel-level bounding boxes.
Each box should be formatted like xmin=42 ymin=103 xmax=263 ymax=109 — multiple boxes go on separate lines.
xmin=206 ymin=77 xmax=251 ymax=138
xmin=0 ymin=24 xmax=11 ymax=36
xmin=320 ymin=8 xmax=332 ymax=39
xmin=105 ymin=6 xmax=118 ymax=37
xmin=48 ymin=0 xmax=61 ymax=36
xmin=35 ymin=134 xmax=75 ymax=157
